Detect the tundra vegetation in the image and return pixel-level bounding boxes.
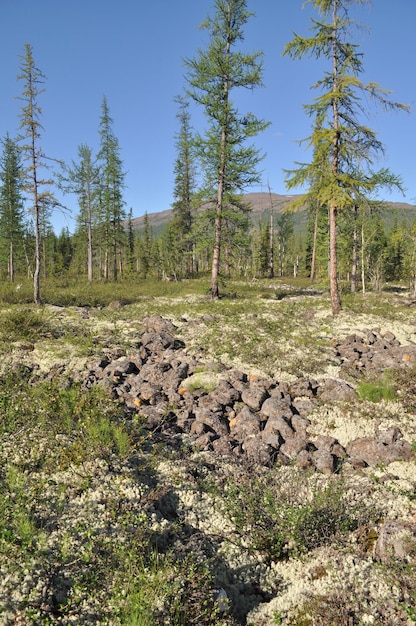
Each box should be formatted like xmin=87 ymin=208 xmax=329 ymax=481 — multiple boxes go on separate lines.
xmin=0 ymin=1 xmax=415 ymax=621
xmin=0 ymin=276 xmax=415 ymax=625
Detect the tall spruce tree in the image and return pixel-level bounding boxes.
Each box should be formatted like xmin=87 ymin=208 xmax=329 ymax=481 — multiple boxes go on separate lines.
xmin=17 ymin=43 xmax=54 ymax=304
xmin=97 ymin=96 xmax=126 ymax=281
xmin=185 ymin=0 xmax=269 ymax=298
xmin=0 ymin=135 xmax=25 ymax=282
xmin=170 ymin=96 xmax=197 ymax=277
xmin=62 ymin=144 xmax=99 ymax=281
xmin=283 ymin=0 xmax=409 ymax=314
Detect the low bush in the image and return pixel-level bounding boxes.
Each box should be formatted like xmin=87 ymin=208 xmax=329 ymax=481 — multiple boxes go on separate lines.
xmin=220 ymin=469 xmax=378 ymax=561
xmin=356 ymin=377 xmax=396 ymax=403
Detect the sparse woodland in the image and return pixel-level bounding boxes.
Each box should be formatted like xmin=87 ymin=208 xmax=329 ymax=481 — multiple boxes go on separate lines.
xmin=1 ymin=1 xmax=416 ymax=625
xmin=0 ymin=0 xmax=413 ymax=309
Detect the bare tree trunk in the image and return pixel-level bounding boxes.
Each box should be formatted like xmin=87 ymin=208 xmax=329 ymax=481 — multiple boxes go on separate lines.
xmin=104 ymin=248 xmax=109 ymax=280
xmin=211 ymin=190 xmax=223 ymax=299
xmin=87 ymin=196 xmax=93 ymax=282
xmin=33 ymin=166 xmax=41 ymax=305
xmin=329 ymin=204 xmax=341 ymax=314
xmin=268 ymin=181 xmax=274 ymax=278
xmin=9 ymin=241 xmax=14 ymax=283
xmin=361 ymin=223 xmax=366 ymax=295
xmin=310 ymin=202 xmax=319 ymax=283
xmin=351 ymin=205 xmax=358 ymax=293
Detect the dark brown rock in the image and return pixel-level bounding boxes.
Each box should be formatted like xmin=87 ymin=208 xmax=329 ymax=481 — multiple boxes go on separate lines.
xmin=279 ymin=437 xmax=308 ymax=459
xmin=374 ymin=520 xmax=416 ymax=562
xmin=346 ymin=435 xmax=413 ymax=467
xmin=260 ymin=397 xmax=294 ymax=421
xmin=317 ymin=378 xmax=356 ymax=402
xmin=262 ymin=415 xmax=294 ymax=441
xmin=243 ymin=437 xmax=275 ymax=466
xmin=230 ymin=406 xmax=261 ymax=441
xmin=241 ymin=387 xmax=269 ymax=412
xmin=312 ymin=450 xmax=336 ymax=474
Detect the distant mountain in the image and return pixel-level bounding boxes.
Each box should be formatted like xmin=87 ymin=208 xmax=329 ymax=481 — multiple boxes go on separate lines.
xmin=128 ymin=192 xmax=416 ymax=236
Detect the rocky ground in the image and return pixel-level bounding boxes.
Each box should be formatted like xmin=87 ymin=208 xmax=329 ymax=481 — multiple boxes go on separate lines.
xmin=1 ymin=288 xmax=416 ymax=625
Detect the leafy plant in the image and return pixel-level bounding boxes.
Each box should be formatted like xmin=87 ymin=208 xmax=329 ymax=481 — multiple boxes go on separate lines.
xmin=0 ymin=307 xmax=51 ymax=342
xmin=221 ymin=470 xmax=376 ymax=561
xmin=356 ymin=378 xmax=396 ymax=403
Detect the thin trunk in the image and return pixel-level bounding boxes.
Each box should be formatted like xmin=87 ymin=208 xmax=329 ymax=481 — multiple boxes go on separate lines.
xmin=351 ymin=205 xmax=358 ymax=293
xmin=33 ymin=150 xmax=41 ymax=305
xmin=211 ymin=178 xmax=223 ymax=298
xmin=329 ymin=204 xmax=341 ymax=314
xmin=113 ymin=230 xmax=118 ymax=281
xmin=87 ymin=187 xmax=93 ymax=282
xmin=104 ymin=248 xmax=109 ymax=280
xmin=9 ymin=241 xmax=14 ymax=283
xmin=268 ymin=181 xmax=274 ymax=278
xmin=361 ymin=223 xmax=366 ymax=294
xmin=310 ymin=201 xmax=319 ymax=283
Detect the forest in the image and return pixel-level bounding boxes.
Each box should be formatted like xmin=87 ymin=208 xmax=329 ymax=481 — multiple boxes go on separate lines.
xmin=0 ymin=0 xmax=414 ymax=313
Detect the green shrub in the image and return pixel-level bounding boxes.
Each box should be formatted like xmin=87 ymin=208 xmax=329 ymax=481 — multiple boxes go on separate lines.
xmin=0 ymin=307 xmax=51 ymax=342
xmin=221 ymin=470 xmax=377 ymax=561
xmin=356 ymin=378 xmax=396 ymax=403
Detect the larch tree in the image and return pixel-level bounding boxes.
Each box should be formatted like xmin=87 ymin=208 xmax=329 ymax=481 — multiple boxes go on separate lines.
xmin=17 ymin=43 xmax=54 ymax=305
xmin=184 ymin=0 xmax=269 ymax=299
xmin=97 ymin=96 xmax=126 ymax=281
xmin=0 ymin=134 xmax=26 ymax=282
xmin=283 ymin=0 xmax=409 ymax=315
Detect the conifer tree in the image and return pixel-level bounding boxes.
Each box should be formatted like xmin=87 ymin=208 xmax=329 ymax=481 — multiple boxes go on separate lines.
xmin=62 ymin=144 xmax=99 ymax=281
xmin=170 ymin=96 xmax=197 ymax=277
xmin=17 ymin=43 xmax=55 ymax=304
xmin=0 ymin=135 xmax=25 ymax=282
xmin=284 ymin=0 xmax=409 ymax=314
xmin=97 ymin=96 xmax=126 ymax=280
xmin=185 ymin=0 xmax=269 ymax=298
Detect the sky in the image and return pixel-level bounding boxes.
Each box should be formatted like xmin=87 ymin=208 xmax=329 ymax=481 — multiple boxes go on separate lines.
xmin=1 ymin=0 xmax=415 ymax=234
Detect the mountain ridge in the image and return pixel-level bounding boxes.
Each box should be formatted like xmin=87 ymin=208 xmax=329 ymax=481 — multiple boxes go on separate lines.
xmin=129 ymin=192 xmax=416 ymax=235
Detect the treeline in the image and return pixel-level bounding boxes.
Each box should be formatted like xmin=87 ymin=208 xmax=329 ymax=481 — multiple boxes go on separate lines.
xmin=0 ymin=1 xmax=413 ymax=309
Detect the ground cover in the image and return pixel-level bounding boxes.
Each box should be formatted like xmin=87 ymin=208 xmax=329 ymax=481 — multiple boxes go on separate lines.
xmin=0 ymin=278 xmax=415 ymax=625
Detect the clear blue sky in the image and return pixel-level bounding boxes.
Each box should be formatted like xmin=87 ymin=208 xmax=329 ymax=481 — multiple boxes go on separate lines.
xmin=1 ymin=0 xmax=414 ymax=234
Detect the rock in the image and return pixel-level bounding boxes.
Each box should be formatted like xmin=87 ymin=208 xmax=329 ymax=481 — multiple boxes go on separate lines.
xmin=376 ymin=427 xmax=402 ymax=445
xmin=312 ymin=449 xmax=336 ymax=474
xmin=260 ymin=397 xmax=294 ymax=421
xmin=262 ymin=415 xmax=294 ymax=441
xmin=289 ymin=377 xmax=319 ymax=399
xmin=241 ymin=387 xmax=269 ymax=411
xmin=80 ymin=317 xmax=415 ymax=473
xmin=292 ymin=397 xmax=317 ymax=417
xmin=142 ymin=315 xmax=177 ymax=334
xmin=374 ymin=520 xmax=416 ymax=562
xmin=317 ymin=378 xmax=356 ymax=402
xmin=291 ymin=414 xmax=311 ymax=436
xmin=193 ymin=409 xmax=229 ymax=437
xmin=346 ymin=434 xmax=413 ymax=467
xmin=230 ymin=406 xmax=261 ymax=441
xmin=243 ymin=437 xmax=275 ymax=466
xmin=279 ymin=437 xmax=308 ymax=459
xmin=103 ymin=359 xmax=138 ymax=379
